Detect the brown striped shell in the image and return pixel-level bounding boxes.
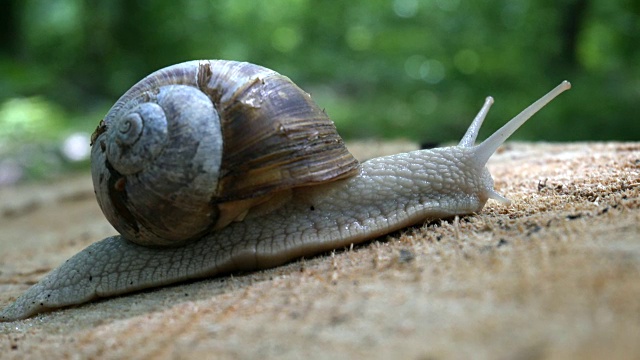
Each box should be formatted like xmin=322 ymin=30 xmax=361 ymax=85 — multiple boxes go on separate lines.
xmin=90 ymin=60 xmax=360 ymax=247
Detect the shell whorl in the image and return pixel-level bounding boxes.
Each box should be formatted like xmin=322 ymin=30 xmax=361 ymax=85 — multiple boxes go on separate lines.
xmin=105 ymin=102 xmax=168 ymax=175
xmin=91 ymin=60 xmax=360 ymax=247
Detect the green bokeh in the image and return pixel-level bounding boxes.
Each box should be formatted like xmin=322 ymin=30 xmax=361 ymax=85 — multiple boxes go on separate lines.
xmin=0 ymin=0 xmax=638 ymax=182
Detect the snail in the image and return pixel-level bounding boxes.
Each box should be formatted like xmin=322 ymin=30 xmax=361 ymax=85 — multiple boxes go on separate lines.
xmin=0 ymin=60 xmax=571 ymax=321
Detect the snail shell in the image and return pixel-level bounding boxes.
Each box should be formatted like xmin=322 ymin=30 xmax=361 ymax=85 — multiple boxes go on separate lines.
xmin=91 ymin=60 xmax=360 ymax=247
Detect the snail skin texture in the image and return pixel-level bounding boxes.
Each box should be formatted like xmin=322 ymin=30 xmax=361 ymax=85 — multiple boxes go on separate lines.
xmin=0 ymin=60 xmax=571 ymax=321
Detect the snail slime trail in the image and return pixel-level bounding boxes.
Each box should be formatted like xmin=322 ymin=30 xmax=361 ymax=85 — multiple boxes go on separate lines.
xmin=0 ymin=60 xmax=571 ymax=321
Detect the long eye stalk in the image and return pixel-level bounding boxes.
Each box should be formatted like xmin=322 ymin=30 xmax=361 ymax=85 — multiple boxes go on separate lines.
xmin=471 ymin=81 xmax=571 ymax=167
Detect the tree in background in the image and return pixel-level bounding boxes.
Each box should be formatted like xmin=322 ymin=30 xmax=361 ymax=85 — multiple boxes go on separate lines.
xmin=0 ymin=0 xmax=638 ymax=183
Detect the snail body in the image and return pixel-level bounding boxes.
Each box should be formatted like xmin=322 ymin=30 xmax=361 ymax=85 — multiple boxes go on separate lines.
xmin=0 ymin=60 xmax=571 ymax=321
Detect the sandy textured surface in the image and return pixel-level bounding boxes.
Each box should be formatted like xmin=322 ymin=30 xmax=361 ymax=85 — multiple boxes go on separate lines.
xmin=0 ymin=142 xmax=639 ymax=359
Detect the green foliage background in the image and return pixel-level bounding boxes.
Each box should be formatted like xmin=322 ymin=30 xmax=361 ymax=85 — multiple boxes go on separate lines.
xmin=0 ymin=0 xmax=638 ymax=182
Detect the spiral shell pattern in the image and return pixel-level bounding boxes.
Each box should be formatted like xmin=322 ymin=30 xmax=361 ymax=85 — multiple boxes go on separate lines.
xmin=91 ymin=60 xmax=359 ymax=246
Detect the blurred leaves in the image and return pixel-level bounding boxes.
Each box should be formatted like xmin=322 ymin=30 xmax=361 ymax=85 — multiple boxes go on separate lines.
xmin=0 ymin=96 xmax=71 ymax=145
xmin=0 ymin=96 xmax=89 ymax=184
xmin=0 ymin=0 xmax=639 ymax=184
